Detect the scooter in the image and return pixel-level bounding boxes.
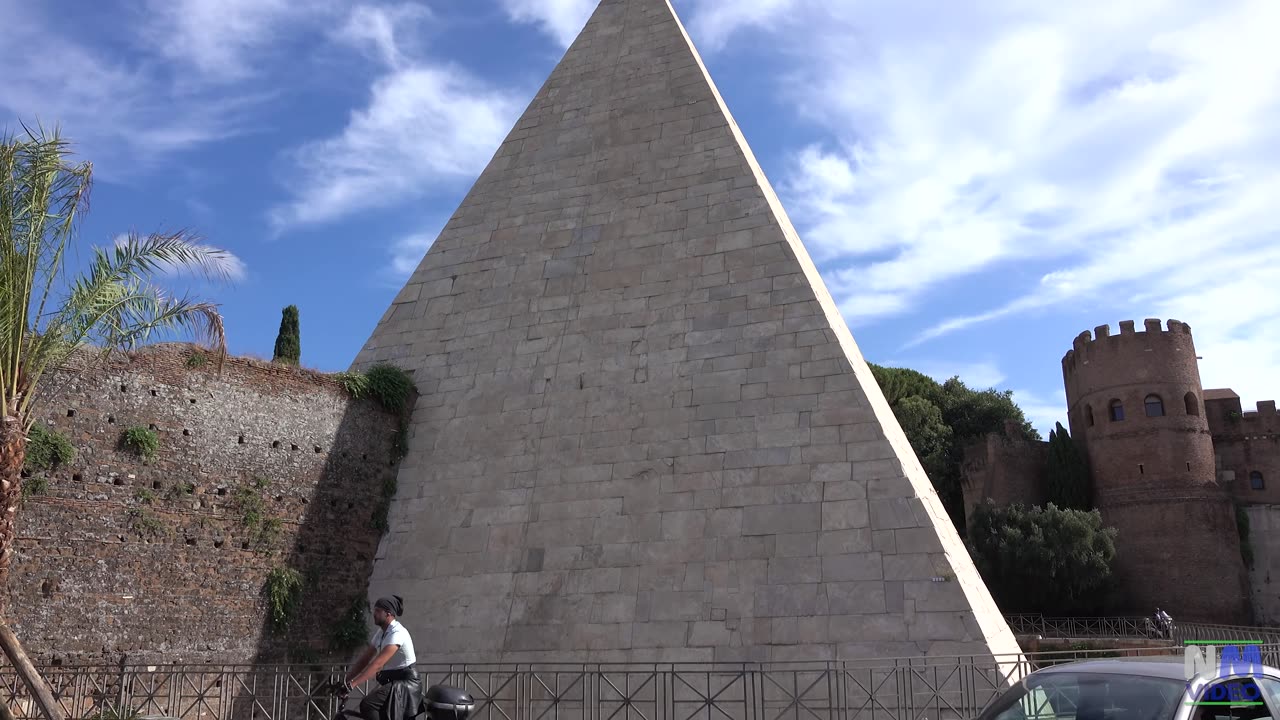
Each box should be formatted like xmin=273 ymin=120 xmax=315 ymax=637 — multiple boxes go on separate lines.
xmin=314 ymin=678 xmax=475 ymax=720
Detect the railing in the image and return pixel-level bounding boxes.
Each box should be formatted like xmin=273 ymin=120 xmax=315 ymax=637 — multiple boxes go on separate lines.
xmin=0 ymin=645 xmax=1211 ymax=720
xmin=1004 ymin=615 xmax=1280 ymax=645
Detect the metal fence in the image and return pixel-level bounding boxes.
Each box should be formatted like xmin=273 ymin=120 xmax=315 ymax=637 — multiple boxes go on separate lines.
xmin=0 ymin=645 xmax=1218 ymax=720
xmin=1004 ymin=614 xmax=1280 ymax=645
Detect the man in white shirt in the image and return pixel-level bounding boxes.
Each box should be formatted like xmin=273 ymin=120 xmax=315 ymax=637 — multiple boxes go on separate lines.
xmin=343 ymin=595 xmax=422 ymax=720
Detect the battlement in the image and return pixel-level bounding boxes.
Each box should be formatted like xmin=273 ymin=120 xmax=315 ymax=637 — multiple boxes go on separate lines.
xmin=1062 ymin=318 xmax=1194 ymax=373
xmin=1245 ymin=400 xmax=1279 ymax=418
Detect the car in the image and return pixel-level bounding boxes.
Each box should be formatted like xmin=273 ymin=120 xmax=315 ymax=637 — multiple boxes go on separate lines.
xmin=975 ymin=656 xmax=1280 ymax=720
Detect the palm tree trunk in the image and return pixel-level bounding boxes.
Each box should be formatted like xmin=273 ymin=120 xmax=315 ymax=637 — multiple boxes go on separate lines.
xmin=0 ymin=418 xmax=64 ymax=720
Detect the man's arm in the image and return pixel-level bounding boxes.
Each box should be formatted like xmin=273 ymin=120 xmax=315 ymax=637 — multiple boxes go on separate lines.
xmin=348 ymin=645 xmax=400 ymax=687
xmin=344 ymin=645 xmax=377 ymax=685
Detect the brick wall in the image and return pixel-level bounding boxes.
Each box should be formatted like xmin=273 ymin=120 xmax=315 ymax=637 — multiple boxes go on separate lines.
xmin=1207 ymin=395 xmax=1280 ymax=506
xmin=1243 ymin=505 xmax=1280 ymax=625
xmin=959 ymin=427 xmax=1049 ymax=524
xmin=8 ymin=344 xmax=401 ymax=665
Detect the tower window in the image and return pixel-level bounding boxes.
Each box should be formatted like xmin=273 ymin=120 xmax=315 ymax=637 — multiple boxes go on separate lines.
xmin=1109 ymin=399 xmax=1125 ymax=421
xmin=1250 ymin=471 xmax=1265 ymax=490
xmin=1144 ymin=394 xmax=1164 ymax=417
xmin=1085 ymin=405 xmax=1094 ymax=427
xmin=1184 ymin=392 xmax=1200 ymax=416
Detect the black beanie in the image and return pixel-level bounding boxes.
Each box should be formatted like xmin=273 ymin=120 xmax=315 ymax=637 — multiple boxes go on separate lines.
xmin=374 ymin=595 xmax=403 ymax=616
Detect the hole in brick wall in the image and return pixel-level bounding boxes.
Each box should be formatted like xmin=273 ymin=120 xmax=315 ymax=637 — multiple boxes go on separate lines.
xmin=148 ymin=424 xmax=157 ymax=431
xmin=41 ymin=579 xmax=53 ymax=599
xmin=183 ymin=429 xmax=191 ymax=436
xmin=66 ymin=409 xmax=75 ymax=418
xmin=214 ymin=539 xmax=224 ymax=549
xmin=275 ymin=495 xmax=283 ymax=502
xmin=20 ymin=469 xmax=29 ymax=479
xmin=314 ymin=445 xmax=322 ymax=453
xmin=298 ymin=544 xmax=306 ymax=553
xmin=290 ymin=444 xmax=299 ymax=451
xmin=72 ymin=474 xmax=82 ymax=482
xmin=50 ymin=658 xmax=62 ymax=667
xmin=1187 ymin=462 xmax=1191 ymax=471
xmin=190 ymin=398 xmax=197 ymax=404
xmin=217 ymin=487 xmax=227 ymax=496
xmin=1139 ymin=464 xmax=1145 ymax=475
xmin=239 ymin=435 xmax=246 ymax=444
xmin=272 ymin=441 xmax=281 ymax=449
xmin=347 ymin=502 xmax=355 ymax=510
xmin=362 ymin=454 xmax=368 ymax=461
xmin=113 ymin=477 xmax=124 ymax=486
xmin=152 ymin=481 xmax=162 ymax=490
xmin=241 ymin=541 xmax=251 ymax=550
xmin=120 ymin=385 xmax=127 ymax=393
xmin=186 ymin=538 xmax=197 ymax=546
xmin=108 ymin=415 xmax=115 ymax=424
xmin=150 ymin=390 xmax=158 ymax=397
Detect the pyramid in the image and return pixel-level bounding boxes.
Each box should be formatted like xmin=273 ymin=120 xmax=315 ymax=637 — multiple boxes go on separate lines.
xmin=352 ymin=0 xmax=1021 ymax=663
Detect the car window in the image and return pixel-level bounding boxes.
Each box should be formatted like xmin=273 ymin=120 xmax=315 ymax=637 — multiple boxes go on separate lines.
xmin=1257 ymin=678 xmax=1280 ymax=710
xmin=982 ymin=672 xmax=1183 ymax=720
xmin=1190 ymin=678 xmax=1273 ymax=720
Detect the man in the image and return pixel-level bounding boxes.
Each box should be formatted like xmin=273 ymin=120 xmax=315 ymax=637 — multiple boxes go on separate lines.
xmin=343 ymin=595 xmax=422 ymax=720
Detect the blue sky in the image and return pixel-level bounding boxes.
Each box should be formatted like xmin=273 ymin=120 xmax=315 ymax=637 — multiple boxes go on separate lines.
xmin=3 ymin=0 xmax=1278 ymax=436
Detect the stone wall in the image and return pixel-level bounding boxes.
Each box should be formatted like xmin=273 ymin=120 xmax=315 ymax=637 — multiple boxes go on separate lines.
xmin=1207 ymin=394 xmax=1280 ymax=506
xmin=959 ymin=425 xmax=1049 ymax=524
xmin=1243 ymin=505 xmax=1280 ymax=625
xmin=8 ymin=344 xmax=400 ymax=665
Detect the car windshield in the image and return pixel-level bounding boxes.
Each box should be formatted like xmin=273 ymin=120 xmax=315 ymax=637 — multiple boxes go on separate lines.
xmin=981 ymin=671 xmax=1186 ymax=720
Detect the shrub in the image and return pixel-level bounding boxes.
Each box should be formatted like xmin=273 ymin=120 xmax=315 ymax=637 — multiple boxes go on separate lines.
xmin=21 ymin=476 xmax=48 ymax=499
xmin=24 ymin=425 xmax=75 ymax=473
xmin=265 ymin=567 xmax=304 ymax=632
xmin=186 ymin=352 xmax=208 ymax=368
xmin=122 ymin=426 xmax=159 ymax=462
xmin=331 ymin=595 xmax=370 ymax=652
xmin=966 ymin=501 xmax=1118 ymax=615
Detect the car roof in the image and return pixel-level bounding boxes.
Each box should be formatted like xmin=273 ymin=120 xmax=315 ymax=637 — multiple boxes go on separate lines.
xmin=1035 ymin=657 xmax=1280 ymax=682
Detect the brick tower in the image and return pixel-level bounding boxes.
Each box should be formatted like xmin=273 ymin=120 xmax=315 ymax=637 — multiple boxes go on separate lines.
xmin=1062 ymin=319 xmax=1250 ymax=622
xmin=351 ymin=0 xmax=1023 ymax=663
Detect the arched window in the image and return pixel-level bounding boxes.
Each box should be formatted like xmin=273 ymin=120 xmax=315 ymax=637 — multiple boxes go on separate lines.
xmin=1145 ymin=394 xmax=1165 ymax=417
xmin=1184 ymin=392 xmax=1200 ymax=416
xmin=1250 ymin=471 xmax=1265 ymax=490
xmin=1085 ymin=405 xmax=1095 ymax=427
xmin=1109 ymin=399 xmax=1125 ymax=421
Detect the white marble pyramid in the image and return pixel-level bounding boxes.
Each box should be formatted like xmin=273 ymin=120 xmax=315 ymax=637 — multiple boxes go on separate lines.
xmin=352 ymin=0 xmax=1022 ymax=664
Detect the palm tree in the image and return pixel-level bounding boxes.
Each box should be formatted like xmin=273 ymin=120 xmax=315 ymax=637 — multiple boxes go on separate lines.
xmin=0 ymin=125 xmax=233 ymax=720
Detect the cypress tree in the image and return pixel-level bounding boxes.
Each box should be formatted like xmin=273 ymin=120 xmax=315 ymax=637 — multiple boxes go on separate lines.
xmin=1046 ymin=422 xmax=1092 ymax=510
xmin=272 ymin=305 xmax=301 ymax=366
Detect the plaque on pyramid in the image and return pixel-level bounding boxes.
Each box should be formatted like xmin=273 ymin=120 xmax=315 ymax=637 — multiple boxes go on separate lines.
xmin=352 ymin=0 xmax=1021 ymax=663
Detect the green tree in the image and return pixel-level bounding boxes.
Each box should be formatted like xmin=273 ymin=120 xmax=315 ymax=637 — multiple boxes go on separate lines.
xmin=272 ymin=304 xmax=301 ymax=365
xmin=1046 ymin=422 xmax=1092 ymax=510
xmin=891 ymin=396 xmax=952 ymax=486
xmin=966 ymin=501 xmax=1118 ymax=615
xmin=0 ymin=126 xmax=231 ymax=719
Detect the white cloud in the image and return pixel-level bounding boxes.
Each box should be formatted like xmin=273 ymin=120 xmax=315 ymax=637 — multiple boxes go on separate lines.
xmin=137 ymin=0 xmax=336 ymax=82
xmin=1010 ymin=387 xmax=1069 ymax=439
xmin=684 ymin=0 xmax=1280 ymax=336
xmin=499 ymin=0 xmax=597 ymax=48
xmin=334 ymin=4 xmax=433 ymax=69
xmin=916 ymin=361 xmax=1008 ymax=392
xmin=269 ymin=6 xmax=523 ymax=231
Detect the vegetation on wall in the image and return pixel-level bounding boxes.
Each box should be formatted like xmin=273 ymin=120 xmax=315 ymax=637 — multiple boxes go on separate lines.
xmin=1236 ymin=503 xmax=1254 ymax=570
xmin=1046 ymin=422 xmax=1093 ymax=510
xmin=272 ymin=305 xmax=301 ymax=366
xmin=234 ymin=476 xmax=281 ymax=550
xmin=265 ymin=567 xmax=304 ymax=633
xmin=336 ymin=363 xmax=417 ymax=467
xmin=121 ymin=426 xmax=159 ymax=462
xmin=966 ymin=501 xmax=1118 ymax=615
xmin=331 ymin=595 xmax=371 ymax=652
xmin=870 ymin=363 xmax=1040 ymax=533
xmin=23 ymin=425 xmax=75 ymax=474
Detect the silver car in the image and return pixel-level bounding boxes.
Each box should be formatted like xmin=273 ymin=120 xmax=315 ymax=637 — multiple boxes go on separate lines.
xmin=975 ymin=657 xmax=1280 ymax=720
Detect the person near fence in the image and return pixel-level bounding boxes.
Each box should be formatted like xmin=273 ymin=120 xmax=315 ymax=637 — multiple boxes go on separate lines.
xmin=343 ymin=595 xmax=422 ymax=720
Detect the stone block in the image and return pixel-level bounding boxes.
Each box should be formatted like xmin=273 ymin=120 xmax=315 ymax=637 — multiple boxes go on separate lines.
xmin=742 ymin=503 xmax=820 ymax=535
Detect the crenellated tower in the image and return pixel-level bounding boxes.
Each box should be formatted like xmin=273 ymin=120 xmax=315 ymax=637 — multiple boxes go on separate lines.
xmin=1062 ymin=319 xmax=1250 ymax=622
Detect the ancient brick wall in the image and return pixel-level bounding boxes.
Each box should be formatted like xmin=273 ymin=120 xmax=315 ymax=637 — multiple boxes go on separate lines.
xmin=959 ymin=427 xmax=1049 ymax=523
xmin=8 ymin=344 xmax=400 ymax=665
xmin=1061 ymin=320 xmax=1250 ymax=623
xmin=1207 ymin=395 xmax=1280 ymax=506
xmin=1243 ymin=505 xmax=1280 ymax=625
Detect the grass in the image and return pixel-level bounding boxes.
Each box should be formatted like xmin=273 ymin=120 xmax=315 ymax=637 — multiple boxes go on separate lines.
xmin=122 ymin=426 xmax=159 ymax=462
xmin=24 ymin=425 xmax=75 ymax=473
xmin=265 ymin=567 xmax=304 ymax=632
